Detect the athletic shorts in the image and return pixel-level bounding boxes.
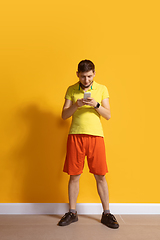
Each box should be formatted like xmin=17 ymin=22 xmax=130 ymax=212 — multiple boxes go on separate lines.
xmin=63 ymin=134 xmax=108 ymax=175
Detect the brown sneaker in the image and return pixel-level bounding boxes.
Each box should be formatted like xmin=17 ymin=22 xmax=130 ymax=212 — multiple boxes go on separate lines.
xmin=101 ymin=213 xmax=119 ymax=229
xmin=58 ymin=212 xmax=78 ymax=226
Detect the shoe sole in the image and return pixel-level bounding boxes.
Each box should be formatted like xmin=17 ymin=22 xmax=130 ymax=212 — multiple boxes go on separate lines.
xmin=101 ymin=220 xmax=119 ymax=229
xmin=58 ymin=217 xmax=78 ymax=226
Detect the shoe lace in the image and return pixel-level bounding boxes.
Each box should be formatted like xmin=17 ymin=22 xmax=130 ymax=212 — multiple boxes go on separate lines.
xmin=108 ymin=213 xmax=117 ymax=222
xmin=62 ymin=212 xmax=73 ymax=219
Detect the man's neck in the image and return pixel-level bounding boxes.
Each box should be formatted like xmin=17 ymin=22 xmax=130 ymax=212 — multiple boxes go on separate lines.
xmin=79 ymin=81 xmax=93 ymax=91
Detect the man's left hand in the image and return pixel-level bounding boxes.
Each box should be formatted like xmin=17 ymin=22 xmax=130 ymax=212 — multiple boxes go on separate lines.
xmin=83 ymin=98 xmax=97 ymax=108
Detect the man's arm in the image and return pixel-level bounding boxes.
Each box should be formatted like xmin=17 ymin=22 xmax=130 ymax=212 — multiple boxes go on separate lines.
xmin=61 ymin=98 xmax=85 ymax=120
xmin=62 ymin=97 xmax=111 ymax=120
xmin=83 ymin=97 xmax=111 ymax=120
xmin=96 ymin=98 xmax=111 ymax=120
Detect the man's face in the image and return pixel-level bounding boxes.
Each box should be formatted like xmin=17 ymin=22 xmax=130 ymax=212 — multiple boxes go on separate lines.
xmin=77 ymin=70 xmax=95 ymax=88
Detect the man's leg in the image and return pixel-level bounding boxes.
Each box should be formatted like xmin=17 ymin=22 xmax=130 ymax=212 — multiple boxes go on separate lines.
xmin=68 ymin=174 xmax=81 ymax=210
xmin=94 ymin=174 xmax=119 ymax=229
xmin=58 ymin=174 xmax=80 ymax=226
xmin=94 ymin=174 xmax=109 ymax=211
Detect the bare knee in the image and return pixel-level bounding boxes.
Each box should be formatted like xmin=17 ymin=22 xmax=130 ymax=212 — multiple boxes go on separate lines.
xmin=94 ymin=174 xmax=106 ymax=183
xmin=69 ymin=174 xmax=81 ymax=183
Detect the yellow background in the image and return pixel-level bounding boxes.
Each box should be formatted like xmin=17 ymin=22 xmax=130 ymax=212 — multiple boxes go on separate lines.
xmin=0 ymin=0 xmax=160 ymax=203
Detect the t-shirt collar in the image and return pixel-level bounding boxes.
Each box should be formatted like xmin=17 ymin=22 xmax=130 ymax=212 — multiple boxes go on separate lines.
xmin=78 ymin=81 xmax=97 ymax=90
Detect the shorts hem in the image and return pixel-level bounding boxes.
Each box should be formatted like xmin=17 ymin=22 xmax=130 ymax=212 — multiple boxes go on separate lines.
xmin=63 ymin=170 xmax=83 ymax=175
xmin=89 ymin=170 xmax=108 ymax=175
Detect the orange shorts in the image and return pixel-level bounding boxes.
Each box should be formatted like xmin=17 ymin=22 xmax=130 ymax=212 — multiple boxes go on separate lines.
xmin=63 ymin=134 xmax=108 ymax=175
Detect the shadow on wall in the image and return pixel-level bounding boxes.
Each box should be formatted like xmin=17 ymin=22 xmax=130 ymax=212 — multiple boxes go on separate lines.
xmin=12 ymin=104 xmax=70 ymax=203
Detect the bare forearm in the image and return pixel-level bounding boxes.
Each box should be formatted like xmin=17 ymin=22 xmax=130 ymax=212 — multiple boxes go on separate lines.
xmin=82 ymin=97 xmax=111 ymax=120
xmin=62 ymin=103 xmax=78 ymax=120
xmin=95 ymin=105 xmax=111 ymax=120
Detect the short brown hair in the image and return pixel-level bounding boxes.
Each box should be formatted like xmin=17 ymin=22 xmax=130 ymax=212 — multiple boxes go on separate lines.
xmin=77 ymin=60 xmax=95 ymax=73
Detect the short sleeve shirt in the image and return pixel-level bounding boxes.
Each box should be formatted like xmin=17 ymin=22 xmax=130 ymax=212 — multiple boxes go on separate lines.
xmin=65 ymin=81 xmax=109 ymax=137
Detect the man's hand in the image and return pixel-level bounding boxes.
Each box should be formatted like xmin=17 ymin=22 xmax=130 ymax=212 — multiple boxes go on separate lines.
xmin=82 ymin=97 xmax=97 ymax=108
xmin=76 ymin=98 xmax=86 ymax=107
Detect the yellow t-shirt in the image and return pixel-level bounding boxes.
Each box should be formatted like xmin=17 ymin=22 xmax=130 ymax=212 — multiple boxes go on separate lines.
xmin=65 ymin=81 xmax=109 ymax=137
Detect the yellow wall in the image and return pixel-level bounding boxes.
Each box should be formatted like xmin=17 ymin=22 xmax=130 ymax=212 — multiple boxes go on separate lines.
xmin=0 ymin=0 xmax=160 ymax=203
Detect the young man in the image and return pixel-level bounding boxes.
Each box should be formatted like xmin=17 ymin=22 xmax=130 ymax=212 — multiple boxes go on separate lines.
xmin=58 ymin=60 xmax=119 ymax=229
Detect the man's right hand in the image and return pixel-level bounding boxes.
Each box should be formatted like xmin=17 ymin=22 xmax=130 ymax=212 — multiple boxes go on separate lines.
xmin=76 ymin=99 xmax=85 ymax=108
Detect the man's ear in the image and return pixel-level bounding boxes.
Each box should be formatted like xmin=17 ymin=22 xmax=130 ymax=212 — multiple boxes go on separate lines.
xmin=93 ymin=71 xmax=96 ymax=77
xmin=76 ymin=71 xmax=79 ymax=77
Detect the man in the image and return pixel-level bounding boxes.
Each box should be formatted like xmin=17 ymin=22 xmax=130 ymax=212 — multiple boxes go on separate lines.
xmin=58 ymin=60 xmax=119 ymax=229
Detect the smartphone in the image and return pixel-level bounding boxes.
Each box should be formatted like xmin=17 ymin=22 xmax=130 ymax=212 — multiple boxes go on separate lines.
xmin=84 ymin=92 xmax=91 ymax=99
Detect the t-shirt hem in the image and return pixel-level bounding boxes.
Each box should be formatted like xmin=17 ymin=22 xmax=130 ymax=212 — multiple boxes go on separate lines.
xmin=68 ymin=132 xmax=104 ymax=137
